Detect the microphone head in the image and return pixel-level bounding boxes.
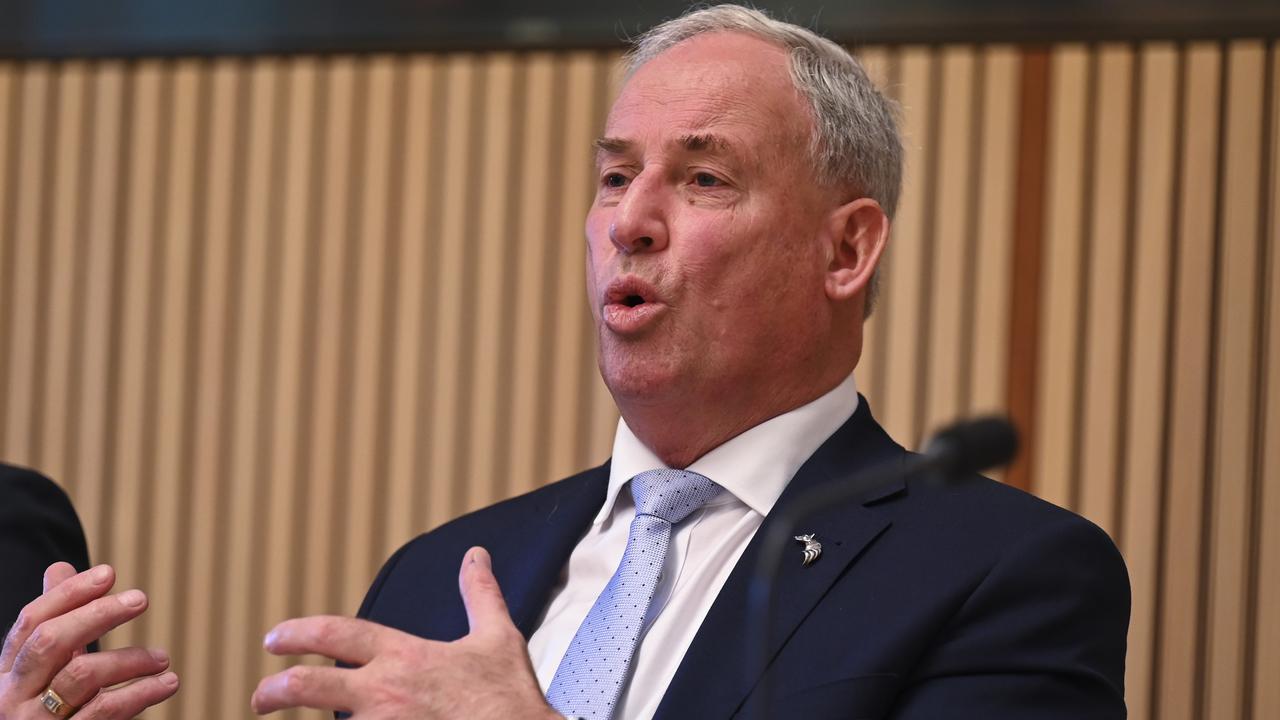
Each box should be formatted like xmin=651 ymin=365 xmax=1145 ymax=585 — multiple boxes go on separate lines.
xmin=922 ymin=416 xmax=1019 ymax=476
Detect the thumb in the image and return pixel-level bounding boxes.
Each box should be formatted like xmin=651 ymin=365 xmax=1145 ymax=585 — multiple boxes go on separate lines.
xmin=458 ymin=547 xmax=515 ymax=636
xmin=43 ymin=562 xmax=78 ymax=594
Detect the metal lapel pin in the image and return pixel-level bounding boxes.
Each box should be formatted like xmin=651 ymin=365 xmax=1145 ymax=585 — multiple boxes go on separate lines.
xmin=794 ymin=533 xmax=822 ymax=567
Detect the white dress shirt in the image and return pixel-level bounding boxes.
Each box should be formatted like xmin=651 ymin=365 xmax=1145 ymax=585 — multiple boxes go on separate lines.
xmin=527 ymin=373 xmax=860 ymax=719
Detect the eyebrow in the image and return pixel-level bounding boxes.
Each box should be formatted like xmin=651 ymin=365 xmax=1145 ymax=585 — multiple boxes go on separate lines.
xmin=592 ymin=133 xmax=738 ymax=164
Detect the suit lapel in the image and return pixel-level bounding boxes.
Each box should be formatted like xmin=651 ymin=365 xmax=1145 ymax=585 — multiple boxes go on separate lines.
xmin=654 ymin=400 xmax=908 ymax=719
xmin=500 ymin=464 xmax=611 ymax=639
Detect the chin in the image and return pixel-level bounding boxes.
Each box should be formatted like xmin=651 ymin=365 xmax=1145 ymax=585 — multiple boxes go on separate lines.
xmin=598 ymin=348 xmax=686 ymax=405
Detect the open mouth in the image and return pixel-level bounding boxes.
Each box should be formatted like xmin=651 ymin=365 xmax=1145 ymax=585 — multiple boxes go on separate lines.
xmin=621 ymin=294 xmax=645 ymax=308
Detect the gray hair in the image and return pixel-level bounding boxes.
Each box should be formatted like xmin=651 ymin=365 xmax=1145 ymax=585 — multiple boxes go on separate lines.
xmin=626 ymin=4 xmax=903 ymax=316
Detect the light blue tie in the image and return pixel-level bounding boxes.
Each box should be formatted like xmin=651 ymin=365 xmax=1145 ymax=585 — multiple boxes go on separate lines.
xmin=546 ymin=468 xmax=722 ymax=719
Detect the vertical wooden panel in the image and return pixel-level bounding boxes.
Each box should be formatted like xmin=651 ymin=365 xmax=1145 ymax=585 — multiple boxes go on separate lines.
xmin=1004 ymin=45 xmax=1051 ymax=493
xmin=219 ymin=58 xmax=280 ymax=715
xmin=1120 ymin=42 xmax=1179 ymax=720
xmin=1254 ymin=43 xmax=1280 ymax=720
xmin=1033 ymin=45 xmax=1089 ymax=510
xmin=853 ymin=46 xmax=891 ymax=406
xmin=881 ymin=47 xmax=933 ymax=447
xmin=969 ymin=46 xmax=1017 ymax=422
xmin=3 ymin=62 xmax=50 ymax=463
xmin=143 ymin=64 xmax=201 ymax=720
xmin=1158 ymin=43 xmax=1222 ymax=720
xmin=545 ymin=52 xmax=598 ymax=477
xmin=1203 ymin=40 xmax=1267 ymax=720
xmin=1078 ymin=44 xmax=1134 ymax=537
xmin=384 ymin=56 xmax=437 ymax=548
xmin=425 ymin=55 xmax=475 ymax=530
xmin=507 ymin=53 xmax=557 ymax=498
xmin=465 ymin=54 xmax=517 ymax=513
xmin=39 ymin=63 xmax=87 ymax=486
xmin=108 ymin=60 xmax=164 ymax=650
xmin=72 ymin=61 xmax=126 ymax=553
xmin=341 ymin=55 xmax=396 ymax=616
xmin=0 ymin=63 xmax=14 ymax=454
xmin=923 ymin=46 xmax=975 ymax=431
xmin=175 ymin=57 xmax=238 ymax=720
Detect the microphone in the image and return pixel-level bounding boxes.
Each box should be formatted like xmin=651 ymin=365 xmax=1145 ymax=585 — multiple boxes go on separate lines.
xmin=921 ymin=416 xmax=1020 ymax=477
xmin=745 ymin=416 xmax=1019 ymax=718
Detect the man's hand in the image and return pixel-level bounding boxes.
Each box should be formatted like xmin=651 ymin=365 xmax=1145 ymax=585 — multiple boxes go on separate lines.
xmin=0 ymin=562 xmax=179 ymax=719
xmin=252 ymin=547 xmax=560 ymax=719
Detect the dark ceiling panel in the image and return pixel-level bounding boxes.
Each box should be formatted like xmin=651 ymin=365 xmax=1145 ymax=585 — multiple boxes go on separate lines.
xmin=2 ymin=0 xmax=1278 ymax=59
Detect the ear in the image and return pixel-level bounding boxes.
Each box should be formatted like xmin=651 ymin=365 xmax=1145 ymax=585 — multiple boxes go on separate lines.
xmin=824 ymin=197 xmax=890 ymax=303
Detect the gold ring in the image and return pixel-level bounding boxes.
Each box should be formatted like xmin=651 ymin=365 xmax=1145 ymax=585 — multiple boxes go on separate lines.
xmin=38 ymin=687 xmax=77 ymax=718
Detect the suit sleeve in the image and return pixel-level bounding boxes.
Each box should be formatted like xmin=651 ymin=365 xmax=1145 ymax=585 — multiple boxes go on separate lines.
xmin=890 ymin=515 xmax=1131 ymax=719
xmin=0 ymin=466 xmax=93 ymax=636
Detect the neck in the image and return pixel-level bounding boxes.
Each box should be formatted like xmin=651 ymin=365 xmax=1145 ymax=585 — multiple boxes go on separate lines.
xmin=618 ymin=362 xmax=853 ymax=468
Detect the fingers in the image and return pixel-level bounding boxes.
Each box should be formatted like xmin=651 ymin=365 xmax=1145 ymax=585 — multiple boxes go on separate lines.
xmin=48 ymin=646 xmax=171 ymax=707
xmin=1 ymin=565 xmax=114 ymax=673
xmin=251 ymin=665 xmax=354 ymax=714
xmin=43 ymin=562 xmax=78 ymax=594
xmin=74 ymin=670 xmax=179 ymax=720
xmin=458 ymin=547 xmax=514 ymax=637
xmin=9 ymin=589 xmax=150 ymax=696
xmin=263 ymin=616 xmax=391 ymax=667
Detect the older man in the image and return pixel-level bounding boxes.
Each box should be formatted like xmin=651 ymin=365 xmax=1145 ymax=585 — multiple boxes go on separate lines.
xmin=252 ymin=5 xmax=1129 ymax=719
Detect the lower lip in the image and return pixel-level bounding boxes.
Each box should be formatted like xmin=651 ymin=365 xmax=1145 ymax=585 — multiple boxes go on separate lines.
xmin=603 ymin=302 xmax=666 ymax=334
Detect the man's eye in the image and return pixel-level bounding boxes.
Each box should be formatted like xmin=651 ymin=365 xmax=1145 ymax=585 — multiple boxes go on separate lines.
xmin=603 ymin=173 xmax=628 ymax=188
xmin=694 ymin=172 xmax=722 ymax=187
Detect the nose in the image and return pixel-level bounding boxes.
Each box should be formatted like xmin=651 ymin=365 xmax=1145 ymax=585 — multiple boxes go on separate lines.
xmin=608 ymin=174 xmax=668 ymax=255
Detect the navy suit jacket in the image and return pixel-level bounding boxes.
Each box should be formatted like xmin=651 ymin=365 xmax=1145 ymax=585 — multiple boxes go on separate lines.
xmin=1 ymin=464 xmax=93 ymax=637
xmin=356 ymin=399 xmax=1130 ymax=718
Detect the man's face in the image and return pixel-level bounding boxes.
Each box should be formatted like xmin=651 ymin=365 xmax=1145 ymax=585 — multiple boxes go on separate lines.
xmin=586 ymin=32 xmax=839 ymax=407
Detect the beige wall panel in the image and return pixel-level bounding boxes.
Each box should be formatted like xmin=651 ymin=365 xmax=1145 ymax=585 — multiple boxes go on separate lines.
xmin=1255 ymin=43 xmax=1280 ymax=720
xmin=3 ymin=62 xmax=50 ymax=464
xmin=341 ymin=56 xmax=396 ymax=616
xmin=425 ymin=55 xmax=475 ymax=530
xmin=853 ymin=46 xmax=891 ymax=404
xmin=259 ymin=59 xmax=320 ymax=699
xmin=39 ymin=63 xmax=87 ymax=485
xmin=0 ymin=64 xmax=13 ymax=447
xmin=1158 ymin=43 xmax=1222 ymax=720
xmin=1120 ymin=43 xmax=1178 ymax=720
xmin=384 ymin=56 xmax=436 ymax=557
xmin=143 ymin=65 xmax=201 ymax=718
xmin=1078 ymin=45 xmax=1133 ymax=537
xmin=545 ymin=52 xmax=598 ymax=478
xmin=969 ymin=46 xmax=1018 ymax=419
xmin=300 ymin=57 xmax=356 ymax=626
xmin=507 ymin=54 xmax=557 ymax=498
xmin=107 ymin=60 xmax=164 ymax=652
xmin=219 ymin=59 xmax=282 ymax=717
xmin=464 ymin=54 xmax=518 ymax=515
xmin=923 ymin=46 xmax=975 ymax=431
xmin=176 ymin=58 xmax=239 ymax=720
xmin=1203 ymin=41 xmax=1267 ymax=720
xmin=881 ymin=47 xmax=932 ymax=447
xmin=72 ymin=61 xmax=126 ymax=554
xmin=1033 ymin=45 xmax=1089 ymax=510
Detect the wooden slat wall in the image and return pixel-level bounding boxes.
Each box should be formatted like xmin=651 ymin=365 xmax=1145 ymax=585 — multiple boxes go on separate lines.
xmin=0 ymin=41 xmax=1274 ymax=719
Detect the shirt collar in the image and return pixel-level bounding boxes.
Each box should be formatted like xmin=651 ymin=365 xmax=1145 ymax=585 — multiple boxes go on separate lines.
xmin=597 ymin=373 xmax=860 ymax=524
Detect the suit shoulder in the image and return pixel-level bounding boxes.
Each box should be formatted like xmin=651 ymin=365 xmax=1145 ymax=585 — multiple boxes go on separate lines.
xmin=899 ymin=472 xmax=1128 ymax=597
xmin=0 ymin=462 xmax=83 ymax=531
xmin=395 ymin=465 xmax=607 ymax=556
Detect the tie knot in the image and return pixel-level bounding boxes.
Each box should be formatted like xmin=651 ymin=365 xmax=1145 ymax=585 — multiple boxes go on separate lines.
xmin=629 ymin=468 xmax=721 ymax=524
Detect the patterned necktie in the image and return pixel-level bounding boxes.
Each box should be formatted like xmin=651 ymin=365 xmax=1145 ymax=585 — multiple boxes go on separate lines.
xmin=546 ymin=468 xmax=722 ymax=719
